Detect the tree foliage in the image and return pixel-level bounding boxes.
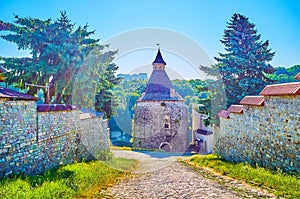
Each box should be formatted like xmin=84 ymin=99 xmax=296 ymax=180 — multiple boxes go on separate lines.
xmin=187 ymin=79 xmax=226 ymax=126
xmin=201 ymin=13 xmax=275 ymax=106
xmin=0 ymin=12 xmax=120 ymax=117
xmin=72 ymin=49 xmax=121 ymax=118
xmin=172 ymin=79 xmax=194 ymax=98
xmin=111 ymin=78 xmax=146 ymax=134
xmin=264 ymin=65 xmax=300 ymax=83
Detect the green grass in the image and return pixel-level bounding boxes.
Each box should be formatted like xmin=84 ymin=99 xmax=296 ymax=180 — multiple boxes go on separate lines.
xmin=185 ymin=154 xmax=300 ymax=199
xmin=0 ymin=157 xmax=138 ymax=199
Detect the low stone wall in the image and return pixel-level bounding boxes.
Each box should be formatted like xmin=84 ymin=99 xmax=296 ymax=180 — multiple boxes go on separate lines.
xmin=215 ymin=95 xmax=300 ymax=173
xmin=77 ymin=116 xmax=110 ymax=161
xmin=0 ymin=100 xmax=109 ymax=177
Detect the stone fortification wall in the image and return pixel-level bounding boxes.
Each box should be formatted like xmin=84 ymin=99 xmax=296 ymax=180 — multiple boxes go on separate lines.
xmin=0 ymin=101 xmax=109 ymax=177
xmin=215 ymin=95 xmax=300 ymax=173
xmin=77 ymin=115 xmax=110 ymax=161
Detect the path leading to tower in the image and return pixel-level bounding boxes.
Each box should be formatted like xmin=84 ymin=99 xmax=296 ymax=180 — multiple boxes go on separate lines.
xmin=100 ymin=150 xmax=275 ymax=199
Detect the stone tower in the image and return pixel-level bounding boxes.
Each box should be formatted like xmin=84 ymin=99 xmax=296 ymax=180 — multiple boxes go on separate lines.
xmin=133 ymin=48 xmax=189 ymax=152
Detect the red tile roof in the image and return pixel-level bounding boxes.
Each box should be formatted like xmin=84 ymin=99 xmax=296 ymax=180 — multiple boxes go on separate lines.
xmin=295 ymin=72 xmax=300 ymax=81
xmin=240 ymin=96 xmax=264 ymax=106
xmin=227 ymin=105 xmax=243 ymax=114
xmin=217 ymin=110 xmax=230 ymax=118
xmin=0 ymin=87 xmax=37 ymax=100
xmin=260 ymin=82 xmax=300 ymax=96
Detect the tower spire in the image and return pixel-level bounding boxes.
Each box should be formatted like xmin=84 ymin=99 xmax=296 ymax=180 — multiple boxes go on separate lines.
xmin=152 ymin=44 xmax=166 ymax=67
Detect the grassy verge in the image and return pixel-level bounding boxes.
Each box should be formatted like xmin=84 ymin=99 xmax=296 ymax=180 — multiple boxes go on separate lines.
xmin=184 ymin=154 xmax=300 ymax=199
xmin=0 ymin=157 xmax=138 ymax=199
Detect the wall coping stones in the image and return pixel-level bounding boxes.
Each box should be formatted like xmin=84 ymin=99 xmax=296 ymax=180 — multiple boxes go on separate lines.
xmin=240 ymin=96 xmax=264 ymax=106
xmin=227 ymin=105 xmax=243 ymax=114
xmin=80 ymin=113 xmax=97 ymax=120
xmin=0 ymin=87 xmax=37 ymax=101
xmin=295 ymin=72 xmax=300 ymax=81
xmin=260 ymin=82 xmax=300 ymax=96
xmin=217 ymin=110 xmax=230 ymax=118
xmin=37 ymin=104 xmax=76 ymax=112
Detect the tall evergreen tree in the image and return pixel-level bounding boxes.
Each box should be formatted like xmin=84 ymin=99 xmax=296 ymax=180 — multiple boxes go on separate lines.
xmin=0 ymin=12 xmax=99 ymax=103
xmin=0 ymin=12 xmax=120 ymax=117
xmin=201 ymin=13 xmax=275 ymax=106
xmin=0 ymin=12 xmax=121 ymax=117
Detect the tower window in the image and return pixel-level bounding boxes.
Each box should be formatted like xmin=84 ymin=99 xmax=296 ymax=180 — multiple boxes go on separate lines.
xmin=164 ymin=114 xmax=170 ymax=129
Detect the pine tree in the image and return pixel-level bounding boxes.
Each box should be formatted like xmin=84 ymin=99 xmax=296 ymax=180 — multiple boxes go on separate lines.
xmin=201 ymin=13 xmax=275 ymax=106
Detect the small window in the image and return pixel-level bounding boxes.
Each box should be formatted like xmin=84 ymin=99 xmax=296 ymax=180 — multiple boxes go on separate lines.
xmin=165 ymin=123 xmax=170 ymax=129
xmin=164 ymin=114 xmax=170 ymax=129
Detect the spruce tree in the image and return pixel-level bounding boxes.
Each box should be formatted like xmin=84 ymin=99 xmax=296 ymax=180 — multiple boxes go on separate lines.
xmin=202 ymin=13 xmax=275 ymax=106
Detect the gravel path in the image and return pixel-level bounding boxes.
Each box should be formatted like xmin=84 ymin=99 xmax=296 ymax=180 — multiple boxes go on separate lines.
xmin=100 ymin=150 xmax=275 ymax=199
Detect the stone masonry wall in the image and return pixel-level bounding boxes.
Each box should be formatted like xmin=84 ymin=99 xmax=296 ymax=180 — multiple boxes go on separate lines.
xmin=215 ymin=95 xmax=300 ymax=173
xmin=0 ymin=100 xmax=109 ymax=177
xmin=77 ymin=117 xmax=110 ymax=161
xmin=134 ymin=101 xmax=189 ymax=152
xmin=0 ymin=100 xmax=37 ymax=176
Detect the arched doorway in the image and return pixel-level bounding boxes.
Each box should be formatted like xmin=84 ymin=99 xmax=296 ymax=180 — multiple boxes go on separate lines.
xmin=159 ymin=142 xmax=171 ymax=152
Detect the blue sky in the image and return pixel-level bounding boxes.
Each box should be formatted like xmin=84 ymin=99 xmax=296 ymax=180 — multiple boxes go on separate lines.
xmin=0 ymin=0 xmax=300 ymax=79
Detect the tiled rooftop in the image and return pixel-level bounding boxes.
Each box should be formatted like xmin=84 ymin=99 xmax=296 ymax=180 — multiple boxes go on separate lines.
xmin=227 ymin=105 xmax=243 ymax=114
xmin=240 ymin=96 xmax=264 ymax=106
xmin=0 ymin=87 xmax=37 ymax=101
xmin=295 ymin=72 xmax=300 ymax=81
xmin=217 ymin=110 xmax=230 ymax=118
xmin=260 ymin=82 xmax=300 ymax=96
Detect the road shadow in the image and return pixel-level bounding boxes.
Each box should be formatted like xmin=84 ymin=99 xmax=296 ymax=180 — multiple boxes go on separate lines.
xmin=132 ymin=150 xmax=193 ymax=159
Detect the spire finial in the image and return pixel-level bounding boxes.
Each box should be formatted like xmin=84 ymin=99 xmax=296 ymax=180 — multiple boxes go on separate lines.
xmin=156 ymin=43 xmax=160 ymax=50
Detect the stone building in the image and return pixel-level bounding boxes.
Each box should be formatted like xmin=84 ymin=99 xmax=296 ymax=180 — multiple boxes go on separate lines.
xmin=133 ymin=48 xmax=189 ymax=152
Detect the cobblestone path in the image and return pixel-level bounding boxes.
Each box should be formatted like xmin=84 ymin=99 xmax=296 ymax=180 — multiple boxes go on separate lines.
xmin=100 ymin=150 xmax=275 ymax=199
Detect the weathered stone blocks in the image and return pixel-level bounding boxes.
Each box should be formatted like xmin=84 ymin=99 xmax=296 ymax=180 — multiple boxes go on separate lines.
xmin=0 ymin=99 xmax=110 ymax=177
xmin=215 ymin=95 xmax=300 ymax=173
xmin=134 ymin=101 xmax=189 ymax=152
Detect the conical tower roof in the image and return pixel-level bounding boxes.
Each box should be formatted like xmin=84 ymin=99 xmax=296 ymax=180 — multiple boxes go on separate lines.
xmin=152 ymin=49 xmax=166 ymax=65
xmin=139 ymin=49 xmax=183 ymax=101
